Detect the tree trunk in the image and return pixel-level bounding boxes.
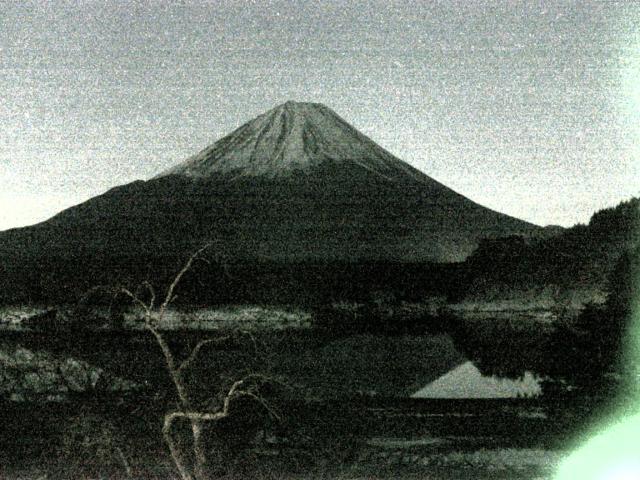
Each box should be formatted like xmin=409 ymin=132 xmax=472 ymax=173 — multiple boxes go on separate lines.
xmin=191 ymin=419 xmax=208 ymax=480
xmin=163 ymin=413 xmax=194 ymax=480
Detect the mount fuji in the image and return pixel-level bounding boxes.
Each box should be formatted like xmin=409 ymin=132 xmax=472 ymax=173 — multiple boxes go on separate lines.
xmin=0 ymin=101 xmax=540 ymax=301
xmin=159 ymin=100 xmax=431 ymax=182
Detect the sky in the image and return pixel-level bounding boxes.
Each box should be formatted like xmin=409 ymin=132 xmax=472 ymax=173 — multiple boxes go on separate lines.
xmin=1 ymin=0 xmax=639 ymax=230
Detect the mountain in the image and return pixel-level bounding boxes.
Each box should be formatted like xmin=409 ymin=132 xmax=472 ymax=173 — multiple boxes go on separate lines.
xmin=158 ymin=101 xmax=429 ymax=182
xmin=0 ymin=101 xmax=541 ymax=303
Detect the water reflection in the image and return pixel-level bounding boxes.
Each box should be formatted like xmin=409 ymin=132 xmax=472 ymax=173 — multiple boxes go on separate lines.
xmin=411 ymin=361 xmax=543 ymax=399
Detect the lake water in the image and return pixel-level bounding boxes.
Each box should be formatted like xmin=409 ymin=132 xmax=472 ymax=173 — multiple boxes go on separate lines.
xmin=0 ymin=327 xmax=550 ymax=402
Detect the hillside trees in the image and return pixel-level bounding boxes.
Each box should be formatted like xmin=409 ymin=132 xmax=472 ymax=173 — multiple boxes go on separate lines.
xmin=544 ymin=240 xmax=639 ymax=394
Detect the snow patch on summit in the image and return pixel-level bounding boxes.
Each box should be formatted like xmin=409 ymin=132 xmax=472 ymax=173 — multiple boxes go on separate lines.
xmin=158 ymin=101 xmax=428 ymax=182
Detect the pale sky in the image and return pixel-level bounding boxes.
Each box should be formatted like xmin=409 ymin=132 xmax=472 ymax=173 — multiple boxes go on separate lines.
xmin=2 ymin=0 xmax=639 ymax=231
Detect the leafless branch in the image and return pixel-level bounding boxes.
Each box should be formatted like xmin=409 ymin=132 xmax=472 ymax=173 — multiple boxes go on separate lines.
xmin=116 ymin=242 xmax=285 ymax=480
xmin=142 ymin=280 xmax=156 ymax=310
xmin=77 ymin=284 xmax=112 ymax=304
xmin=160 ymin=243 xmax=212 ymax=314
xmin=235 ymin=390 xmax=282 ymax=421
xmin=121 ymin=287 xmax=151 ymax=317
xmin=178 ymin=336 xmax=230 ymax=373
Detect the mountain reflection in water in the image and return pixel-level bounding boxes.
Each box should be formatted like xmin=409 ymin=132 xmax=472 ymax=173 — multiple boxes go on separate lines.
xmin=412 ymin=361 xmax=543 ymax=399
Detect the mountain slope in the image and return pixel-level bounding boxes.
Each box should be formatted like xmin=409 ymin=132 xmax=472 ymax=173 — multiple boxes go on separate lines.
xmin=0 ymin=101 xmax=541 ymax=303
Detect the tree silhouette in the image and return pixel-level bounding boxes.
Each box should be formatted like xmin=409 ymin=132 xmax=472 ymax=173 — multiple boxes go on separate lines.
xmin=122 ymin=245 xmax=280 ymax=480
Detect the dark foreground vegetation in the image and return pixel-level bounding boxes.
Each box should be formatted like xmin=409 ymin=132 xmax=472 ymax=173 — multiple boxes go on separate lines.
xmin=1 ymin=394 xmax=607 ymax=480
xmin=1 ymin=279 xmax=635 ymax=479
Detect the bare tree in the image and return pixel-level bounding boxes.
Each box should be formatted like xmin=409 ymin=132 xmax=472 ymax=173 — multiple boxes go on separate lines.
xmin=122 ymin=245 xmax=279 ymax=480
